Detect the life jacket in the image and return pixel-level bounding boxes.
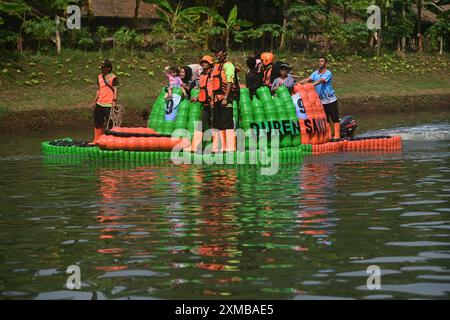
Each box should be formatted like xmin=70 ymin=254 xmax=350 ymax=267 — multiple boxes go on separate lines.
xmin=212 ymin=61 xmax=229 ymax=95
xmin=97 ymin=73 xmax=117 ymax=105
xmin=211 ymin=61 xmax=240 ymax=100
xmin=262 ymin=64 xmax=273 ymax=87
xmin=198 ymin=69 xmax=212 ymax=104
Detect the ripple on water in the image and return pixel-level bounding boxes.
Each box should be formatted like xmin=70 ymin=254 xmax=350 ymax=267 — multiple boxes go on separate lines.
xmin=386 ymin=241 xmax=450 ymax=247
xmin=337 ymin=269 xmax=401 ymax=277
xmin=357 ymin=282 xmax=450 ymax=297
xmin=418 ymin=251 xmax=450 ymax=260
xmin=35 ymin=291 xmax=94 ymax=300
xmin=97 ymin=269 xmax=169 ymax=279
xmin=351 ymin=256 xmax=427 ymax=264
xmin=400 ymin=211 xmax=441 ymax=217
xmin=399 ymin=200 xmax=448 ymax=205
xmin=401 ymin=266 xmax=448 ymax=272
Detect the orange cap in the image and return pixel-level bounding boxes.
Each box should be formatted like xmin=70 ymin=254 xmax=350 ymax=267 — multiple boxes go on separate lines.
xmin=200 ymin=55 xmax=214 ymax=65
xmin=261 ymin=52 xmax=274 ymax=66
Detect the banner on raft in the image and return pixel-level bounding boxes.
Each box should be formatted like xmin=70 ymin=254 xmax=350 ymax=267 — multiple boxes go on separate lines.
xmin=164 ymin=93 xmax=182 ymax=121
xmin=292 ymin=84 xmax=331 ymax=145
xmin=249 ymin=120 xmax=301 ymax=136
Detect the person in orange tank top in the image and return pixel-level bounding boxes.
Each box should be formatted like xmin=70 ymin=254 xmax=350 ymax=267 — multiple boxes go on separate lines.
xmin=91 ymin=60 xmax=119 ymax=145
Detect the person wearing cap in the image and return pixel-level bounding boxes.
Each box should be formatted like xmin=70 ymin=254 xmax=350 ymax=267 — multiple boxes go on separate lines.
xmin=299 ymin=57 xmax=340 ymax=140
xmin=211 ymin=47 xmax=238 ymax=152
xmin=190 ymin=55 xmax=215 ymax=153
xmin=91 ymin=59 xmax=119 ymax=145
xmin=271 ymin=62 xmax=295 ymax=94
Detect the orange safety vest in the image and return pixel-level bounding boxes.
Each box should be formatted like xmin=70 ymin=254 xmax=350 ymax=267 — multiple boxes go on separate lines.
xmin=198 ymin=70 xmax=212 ymax=104
xmin=212 ymin=61 xmax=231 ymax=96
xmin=263 ymin=64 xmax=272 ymax=87
xmin=97 ymin=73 xmax=117 ymax=105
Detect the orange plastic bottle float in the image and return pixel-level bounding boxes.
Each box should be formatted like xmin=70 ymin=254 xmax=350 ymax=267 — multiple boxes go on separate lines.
xmin=96 ymin=128 xmax=188 ymax=151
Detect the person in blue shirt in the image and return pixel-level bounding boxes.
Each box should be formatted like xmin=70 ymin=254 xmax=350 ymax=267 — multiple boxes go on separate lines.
xmin=300 ymin=57 xmax=340 ymax=140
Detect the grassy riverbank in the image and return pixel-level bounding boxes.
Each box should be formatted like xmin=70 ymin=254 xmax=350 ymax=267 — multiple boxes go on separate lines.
xmin=1 ymin=50 xmax=449 ymax=132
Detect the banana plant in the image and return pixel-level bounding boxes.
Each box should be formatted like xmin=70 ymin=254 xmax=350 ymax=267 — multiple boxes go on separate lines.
xmin=0 ymin=1 xmax=30 ymax=54
xmin=210 ymin=5 xmax=252 ymax=50
xmin=426 ymin=10 xmax=450 ymax=55
xmin=257 ymin=24 xmax=283 ymax=51
xmin=145 ymin=0 xmax=207 ymax=52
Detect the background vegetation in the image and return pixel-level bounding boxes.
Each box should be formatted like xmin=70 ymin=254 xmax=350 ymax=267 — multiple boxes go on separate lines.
xmin=0 ymin=1 xmax=449 ymax=131
xmin=0 ymin=0 xmax=449 ymax=56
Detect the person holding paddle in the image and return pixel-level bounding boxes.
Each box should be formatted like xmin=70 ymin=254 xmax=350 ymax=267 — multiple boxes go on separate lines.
xmin=91 ymin=59 xmax=119 ymax=145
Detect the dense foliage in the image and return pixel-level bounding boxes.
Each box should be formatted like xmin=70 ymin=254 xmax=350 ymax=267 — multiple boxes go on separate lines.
xmin=0 ymin=0 xmax=448 ymax=56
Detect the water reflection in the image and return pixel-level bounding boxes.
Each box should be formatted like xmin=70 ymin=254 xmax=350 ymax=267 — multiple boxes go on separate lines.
xmin=0 ymin=136 xmax=449 ymax=299
xmin=80 ymin=160 xmax=341 ymax=299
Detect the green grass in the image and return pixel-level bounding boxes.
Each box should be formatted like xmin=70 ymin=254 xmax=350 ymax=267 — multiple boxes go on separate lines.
xmin=0 ymin=49 xmax=449 ymax=113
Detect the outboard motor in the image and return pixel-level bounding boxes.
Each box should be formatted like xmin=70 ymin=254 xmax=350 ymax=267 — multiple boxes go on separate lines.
xmin=340 ymin=115 xmax=358 ymax=138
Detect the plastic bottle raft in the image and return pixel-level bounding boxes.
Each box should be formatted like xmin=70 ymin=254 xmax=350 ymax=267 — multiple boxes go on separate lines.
xmin=42 ymin=86 xmax=402 ymax=165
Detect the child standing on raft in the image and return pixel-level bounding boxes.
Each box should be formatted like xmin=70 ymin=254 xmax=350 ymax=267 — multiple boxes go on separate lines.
xmin=91 ymin=59 xmax=119 ymax=145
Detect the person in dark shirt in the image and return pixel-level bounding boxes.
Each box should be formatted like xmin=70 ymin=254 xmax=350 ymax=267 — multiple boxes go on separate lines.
xmin=245 ymin=57 xmax=263 ymax=97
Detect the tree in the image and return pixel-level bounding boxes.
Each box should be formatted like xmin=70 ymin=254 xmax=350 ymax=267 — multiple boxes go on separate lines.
xmin=146 ymin=0 xmax=207 ymax=52
xmin=341 ymin=22 xmax=370 ymax=55
xmin=211 ymin=5 xmax=252 ymax=50
xmin=273 ymin=0 xmax=291 ymax=51
xmin=322 ymin=13 xmax=348 ymax=53
xmin=336 ymin=0 xmax=355 ymax=23
xmin=0 ymin=0 xmax=30 ymax=54
xmin=24 ymin=16 xmax=56 ymax=53
xmin=76 ymin=28 xmax=94 ymax=53
xmin=134 ymin=0 xmax=141 ymax=28
xmin=384 ymin=14 xmax=414 ymax=52
xmin=287 ymin=4 xmax=322 ymax=53
xmin=427 ymin=16 xmax=450 ymax=55
xmin=114 ymin=26 xmax=132 ymax=52
xmin=97 ymin=26 xmax=108 ymax=53
xmin=234 ymin=28 xmax=264 ymax=51
xmin=257 ymin=24 xmax=283 ymax=52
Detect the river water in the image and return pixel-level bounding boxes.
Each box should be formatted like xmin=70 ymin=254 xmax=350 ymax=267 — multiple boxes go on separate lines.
xmin=1 ymin=114 xmax=450 ymax=300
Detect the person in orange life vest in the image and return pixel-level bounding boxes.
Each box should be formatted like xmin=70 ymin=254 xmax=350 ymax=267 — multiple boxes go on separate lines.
xmin=189 ymin=55 xmax=214 ymax=153
xmin=211 ymin=47 xmax=237 ymax=152
xmin=299 ymin=57 xmax=340 ymax=140
xmin=261 ymin=52 xmax=275 ymax=88
xmin=91 ymin=59 xmax=119 ymax=145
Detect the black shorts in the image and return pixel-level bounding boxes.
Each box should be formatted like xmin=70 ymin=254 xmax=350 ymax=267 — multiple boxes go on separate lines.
xmin=199 ymin=105 xmax=212 ymax=132
xmin=323 ymin=100 xmax=339 ymax=123
xmin=213 ymin=100 xmax=234 ymax=130
xmin=94 ymin=104 xmax=112 ymax=129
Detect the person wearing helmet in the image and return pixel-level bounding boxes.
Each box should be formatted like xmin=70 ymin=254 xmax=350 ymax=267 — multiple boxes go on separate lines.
xmin=211 ymin=47 xmax=238 ymax=152
xmin=190 ymin=55 xmax=215 ymax=153
xmin=261 ymin=52 xmax=275 ymax=88
xmin=91 ymin=59 xmax=119 ymax=145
